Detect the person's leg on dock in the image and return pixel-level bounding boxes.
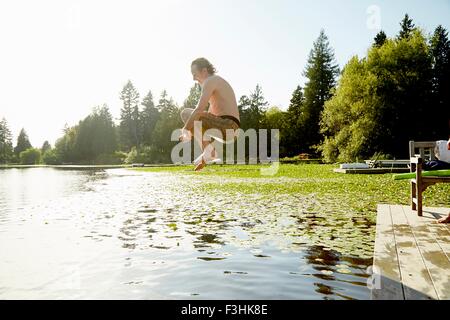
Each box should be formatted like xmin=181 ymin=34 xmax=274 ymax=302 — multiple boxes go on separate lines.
xmin=437 ymin=213 xmax=450 ymax=223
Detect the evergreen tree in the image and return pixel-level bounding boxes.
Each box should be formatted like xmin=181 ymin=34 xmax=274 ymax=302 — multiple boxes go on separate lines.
xmin=430 ymin=25 xmax=450 ymax=137
xmin=55 ymin=125 xmax=79 ymax=163
xmin=183 ymin=84 xmax=202 ymax=109
xmin=398 ymin=14 xmax=415 ymax=40
xmin=300 ymin=29 xmax=339 ymax=153
xmin=284 ymin=85 xmax=305 ymax=156
xmin=75 ymin=105 xmax=117 ymax=162
xmin=248 ymin=84 xmax=268 ymax=131
xmin=374 ymin=30 xmax=387 ymax=47
xmin=41 ymin=140 xmax=51 ymax=154
xmin=140 ymin=90 xmax=160 ymax=147
xmin=152 ymin=90 xmax=182 ymax=162
xmin=14 ymin=128 xmax=32 ymax=156
xmin=93 ymin=105 xmax=117 ymax=156
xmin=0 ymin=118 xmax=14 ymax=163
xmin=237 ymin=85 xmax=268 ymax=131
xmin=119 ymin=80 xmax=141 ymax=151
xmin=237 ymin=95 xmax=252 ymax=130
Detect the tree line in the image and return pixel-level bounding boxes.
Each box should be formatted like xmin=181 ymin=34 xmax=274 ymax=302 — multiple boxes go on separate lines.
xmin=1 ymin=14 xmax=448 ymax=165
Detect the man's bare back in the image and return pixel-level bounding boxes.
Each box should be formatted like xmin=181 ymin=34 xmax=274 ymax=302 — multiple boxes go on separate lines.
xmin=204 ymin=75 xmax=240 ymax=121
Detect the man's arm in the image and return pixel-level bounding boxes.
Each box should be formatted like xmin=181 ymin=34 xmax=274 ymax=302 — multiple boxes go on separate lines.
xmin=183 ymin=78 xmax=215 ymax=131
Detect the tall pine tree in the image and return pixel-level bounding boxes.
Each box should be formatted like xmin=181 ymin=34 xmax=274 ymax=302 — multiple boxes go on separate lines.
xmin=430 ymin=25 xmax=450 ymax=137
xmin=398 ymin=14 xmax=415 ymax=40
xmin=119 ymin=80 xmax=141 ymax=151
xmin=238 ymin=85 xmax=268 ymax=131
xmin=248 ymin=84 xmax=268 ymax=131
xmin=284 ymin=85 xmax=305 ymax=156
xmin=140 ymin=90 xmax=160 ymax=147
xmin=300 ymin=29 xmax=339 ymax=153
xmin=152 ymin=90 xmax=182 ymax=162
xmin=14 ymin=128 xmax=32 ymax=156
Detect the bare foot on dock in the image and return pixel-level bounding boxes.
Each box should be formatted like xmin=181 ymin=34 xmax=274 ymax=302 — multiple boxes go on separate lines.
xmin=194 ymin=159 xmax=206 ymax=171
xmin=436 ymin=213 xmax=450 ymax=224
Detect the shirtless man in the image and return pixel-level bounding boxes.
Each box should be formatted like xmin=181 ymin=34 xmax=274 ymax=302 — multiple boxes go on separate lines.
xmin=179 ymin=58 xmax=240 ymax=171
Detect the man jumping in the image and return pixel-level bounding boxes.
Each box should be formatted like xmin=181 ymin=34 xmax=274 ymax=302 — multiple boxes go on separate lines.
xmin=179 ymin=57 xmax=240 ymax=171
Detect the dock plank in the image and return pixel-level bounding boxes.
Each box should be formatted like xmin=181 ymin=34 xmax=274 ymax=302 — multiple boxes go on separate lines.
xmin=371 ymin=204 xmax=404 ymax=300
xmin=373 ymin=205 xmax=450 ymax=300
xmin=422 ymin=207 xmax=450 ymax=257
xmin=389 ymin=205 xmax=438 ymax=300
xmin=401 ymin=206 xmax=450 ymax=300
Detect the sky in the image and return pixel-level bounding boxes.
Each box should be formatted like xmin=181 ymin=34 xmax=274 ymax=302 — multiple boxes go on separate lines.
xmin=1 ymin=0 xmax=449 ymax=147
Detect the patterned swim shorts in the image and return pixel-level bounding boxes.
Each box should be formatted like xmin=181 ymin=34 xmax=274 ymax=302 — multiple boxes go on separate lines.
xmin=181 ymin=108 xmax=240 ymax=141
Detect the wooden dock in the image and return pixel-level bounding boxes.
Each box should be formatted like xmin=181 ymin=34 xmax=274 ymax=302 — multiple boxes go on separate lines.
xmin=371 ymin=204 xmax=450 ymax=300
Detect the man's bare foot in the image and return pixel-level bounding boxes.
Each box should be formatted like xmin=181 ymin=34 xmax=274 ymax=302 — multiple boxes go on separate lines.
xmin=436 ymin=214 xmax=450 ymax=224
xmin=194 ymin=159 xmax=206 ymax=171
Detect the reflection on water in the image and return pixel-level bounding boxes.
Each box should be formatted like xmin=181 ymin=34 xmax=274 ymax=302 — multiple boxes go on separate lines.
xmin=0 ymin=168 xmax=373 ymax=299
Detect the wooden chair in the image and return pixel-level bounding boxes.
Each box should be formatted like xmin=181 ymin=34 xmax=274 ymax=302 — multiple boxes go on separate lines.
xmin=409 ymin=141 xmax=450 ymax=216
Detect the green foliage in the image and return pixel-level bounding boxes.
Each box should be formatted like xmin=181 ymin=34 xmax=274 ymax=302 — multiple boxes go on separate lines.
xmin=55 ymin=125 xmax=78 ymax=163
xmin=263 ymin=106 xmax=285 ymax=130
xmin=75 ymin=105 xmax=117 ymax=162
xmin=182 ymin=84 xmax=202 ymax=109
xmin=41 ymin=141 xmax=51 ymax=154
xmin=283 ymin=86 xmax=305 ymax=156
xmin=319 ymin=29 xmax=435 ymax=162
xmin=238 ymin=84 xmax=268 ymax=131
xmin=119 ymin=80 xmax=141 ymax=151
xmin=430 ymin=25 xmax=450 ymax=137
xmin=42 ymin=149 xmax=61 ymax=165
xmin=151 ymin=90 xmax=182 ymax=162
xmin=95 ymin=152 xmax=126 ymax=165
xmin=299 ymin=29 xmax=339 ymax=154
xmin=19 ymin=148 xmax=41 ymax=164
xmin=373 ymin=30 xmax=387 ymax=47
xmin=0 ymin=118 xmax=14 ymax=164
xmin=54 ymin=105 xmax=117 ymax=164
xmin=125 ymin=146 xmax=161 ymax=164
xmin=140 ymin=90 xmax=160 ymax=147
xmin=14 ymin=128 xmax=32 ymax=156
xmin=398 ymin=13 xmax=415 ymax=40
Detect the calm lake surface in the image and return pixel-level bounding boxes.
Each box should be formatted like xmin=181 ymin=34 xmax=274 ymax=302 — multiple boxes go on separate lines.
xmin=0 ymin=168 xmax=373 ymax=299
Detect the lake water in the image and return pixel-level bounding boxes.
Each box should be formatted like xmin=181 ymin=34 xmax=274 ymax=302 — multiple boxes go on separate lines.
xmin=0 ymin=167 xmax=373 ymax=299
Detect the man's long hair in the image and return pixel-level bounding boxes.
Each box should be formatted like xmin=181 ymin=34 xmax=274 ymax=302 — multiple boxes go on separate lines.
xmin=191 ymin=57 xmax=217 ymax=75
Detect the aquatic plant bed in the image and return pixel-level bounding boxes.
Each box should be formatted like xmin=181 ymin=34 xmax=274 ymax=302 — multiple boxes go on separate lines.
xmin=133 ymin=163 xmax=450 ymax=258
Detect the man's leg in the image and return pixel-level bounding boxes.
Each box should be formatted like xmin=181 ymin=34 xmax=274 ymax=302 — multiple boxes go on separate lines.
xmin=437 ymin=213 xmax=450 ymax=223
xmin=181 ymin=109 xmax=231 ymax=171
xmin=180 ymin=108 xmax=212 ymax=167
